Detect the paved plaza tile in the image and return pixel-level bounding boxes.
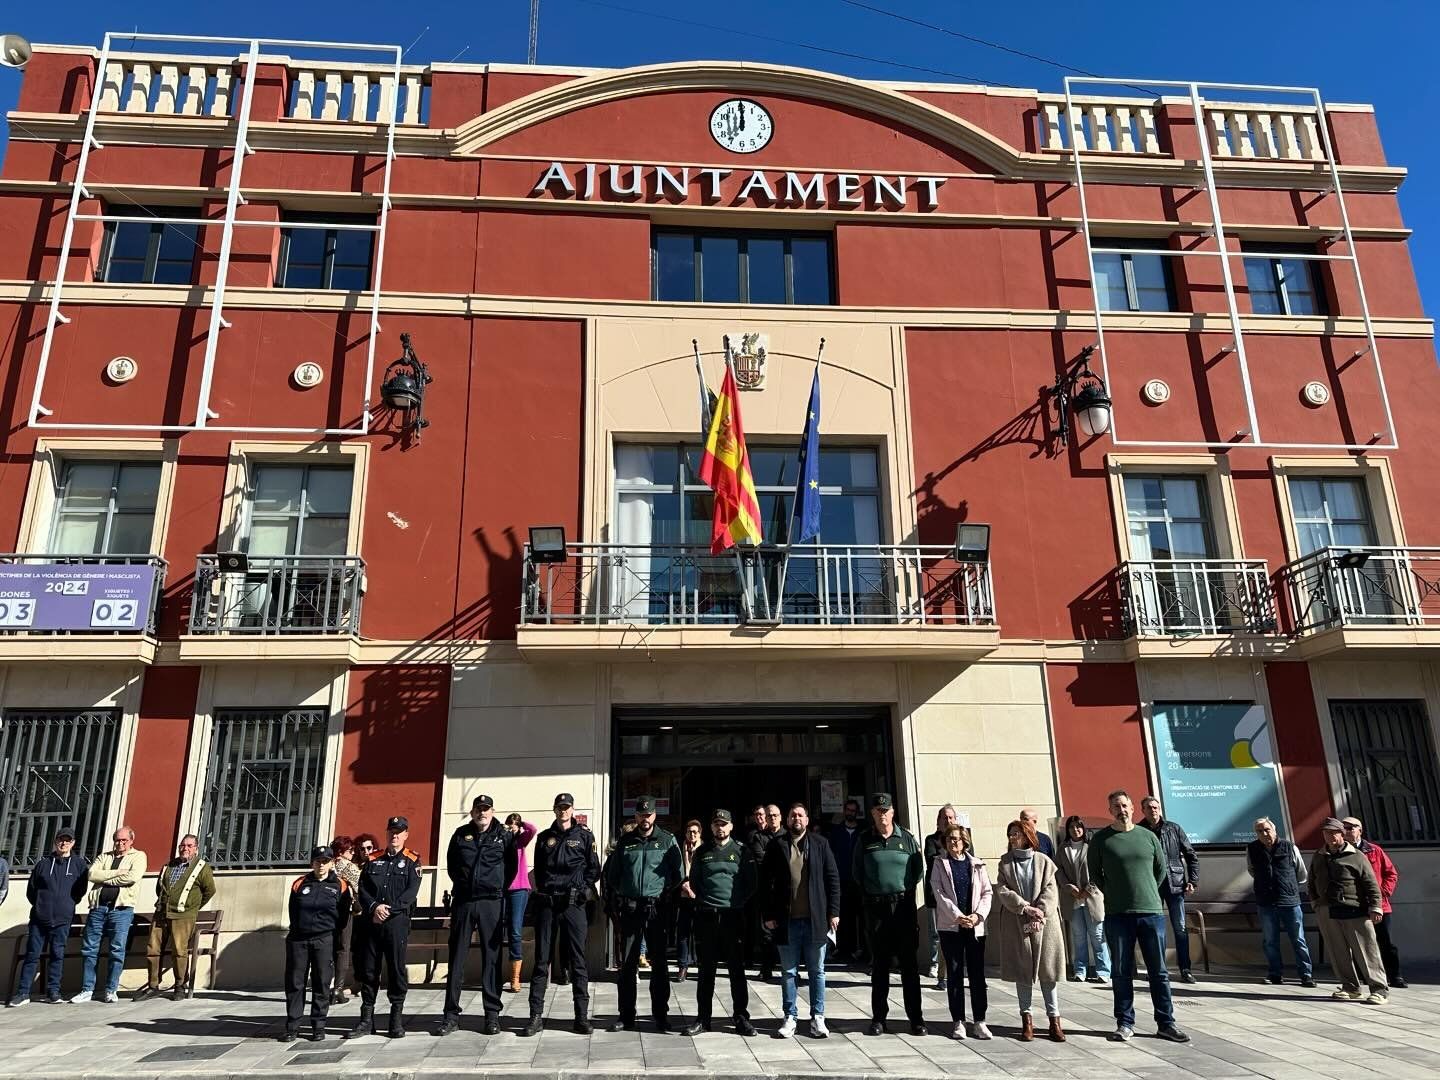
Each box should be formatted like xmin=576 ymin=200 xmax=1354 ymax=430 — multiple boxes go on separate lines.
xmin=0 ymin=965 xmax=1432 ymax=1079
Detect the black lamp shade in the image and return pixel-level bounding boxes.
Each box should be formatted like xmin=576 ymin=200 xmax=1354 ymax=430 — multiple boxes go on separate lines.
xmin=1072 ymin=380 xmax=1113 ymax=438
xmin=953 ymin=523 xmax=991 ymax=562
xmin=529 ymin=525 xmax=568 ymax=563
xmin=382 ymin=372 xmax=423 ymax=410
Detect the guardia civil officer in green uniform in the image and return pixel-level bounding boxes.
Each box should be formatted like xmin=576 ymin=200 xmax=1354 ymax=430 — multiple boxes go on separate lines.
xmin=853 ymin=792 xmax=927 ymax=1036
xmin=603 ymin=795 xmax=682 ymax=1032
xmin=680 ymin=809 xmax=757 ymax=1037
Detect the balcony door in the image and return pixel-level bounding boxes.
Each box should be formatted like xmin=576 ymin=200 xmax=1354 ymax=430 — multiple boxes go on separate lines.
xmin=1289 ymin=476 xmax=1391 ymax=621
xmin=611 ymin=444 xmax=881 ymax=623
xmin=234 ymin=464 xmax=354 ymax=631
xmin=1123 ymin=474 xmax=1229 ymax=632
xmin=48 ymin=461 xmax=161 ymax=556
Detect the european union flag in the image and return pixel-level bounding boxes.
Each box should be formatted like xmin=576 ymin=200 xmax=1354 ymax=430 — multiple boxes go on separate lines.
xmin=791 ymin=365 xmax=822 ymax=543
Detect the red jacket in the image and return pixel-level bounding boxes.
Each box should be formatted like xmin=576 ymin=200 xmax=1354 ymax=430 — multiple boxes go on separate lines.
xmin=1359 ymin=840 xmax=1398 ymax=913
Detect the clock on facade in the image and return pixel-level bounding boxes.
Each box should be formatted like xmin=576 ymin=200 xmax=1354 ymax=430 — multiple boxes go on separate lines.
xmin=709 ymin=99 xmax=773 ymax=153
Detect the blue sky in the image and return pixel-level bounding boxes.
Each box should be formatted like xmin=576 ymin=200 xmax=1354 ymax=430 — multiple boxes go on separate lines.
xmin=2 ymin=1 xmax=1437 ymax=323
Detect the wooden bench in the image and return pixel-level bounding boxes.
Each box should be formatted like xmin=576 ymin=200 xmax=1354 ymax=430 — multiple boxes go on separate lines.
xmin=1187 ymin=899 xmax=1322 ymax=973
xmin=9 ymin=909 xmax=223 ymax=996
xmin=405 ymin=906 xmax=451 ymax=985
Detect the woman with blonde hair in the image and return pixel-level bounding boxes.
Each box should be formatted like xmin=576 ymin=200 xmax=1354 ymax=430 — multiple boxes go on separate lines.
xmin=995 ymin=819 xmax=1066 ymax=1042
xmin=928 ymin=823 xmax=993 ymax=1040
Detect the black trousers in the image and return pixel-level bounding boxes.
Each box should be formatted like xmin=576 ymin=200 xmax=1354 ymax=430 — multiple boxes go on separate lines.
xmin=864 ymin=898 xmax=923 ymax=1023
xmin=938 ymin=928 xmax=987 ymax=1023
xmin=616 ymin=906 xmax=670 ymax=1022
xmin=444 ymin=897 xmax=504 ymax=1019
xmin=285 ymin=934 xmax=334 ymax=1026
xmin=529 ymin=893 xmax=590 ymax=1019
xmin=838 ymin=881 xmax=865 ymax=959
xmin=356 ymin=913 xmax=410 ymax=1009
xmin=1375 ymin=912 xmax=1403 ymax=983
xmin=692 ymin=907 xmax=749 ymax=1023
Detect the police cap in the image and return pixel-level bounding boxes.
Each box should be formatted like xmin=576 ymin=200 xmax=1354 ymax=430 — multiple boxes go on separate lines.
xmin=473 ymin=794 xmax=494 ymax=810
xmin=554 ymin=792 xmax=575 ymax=808
xmin=869 ymin=792 xmax=894 ymax=810
xmin=712 ymin=808 xmax=732 ymax=823
xmin=311 ymin=845 xmax=334 ymax=862
xmin=386 ymin=815 xmax=410 ymax=833
xmin=634 ymin=796 xmax=657 ymax=814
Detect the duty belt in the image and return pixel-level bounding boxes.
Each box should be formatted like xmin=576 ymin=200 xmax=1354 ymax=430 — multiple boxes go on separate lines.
xmin=864 ymin=892 xmax=908 ymax=905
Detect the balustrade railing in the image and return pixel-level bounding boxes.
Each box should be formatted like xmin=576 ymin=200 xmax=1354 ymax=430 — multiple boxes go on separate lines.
xmin=1278 ymin=547 xmax=1440 ymax=634
xmin=1119 ymin=559 xmax=1275 ymax=637
xmin=189 ymin=554 xmax=364 ymax=635
xmin=521 ymin=543 xmax=995 ymax=628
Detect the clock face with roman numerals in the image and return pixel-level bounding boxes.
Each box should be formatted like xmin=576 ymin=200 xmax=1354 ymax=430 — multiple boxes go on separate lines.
xmin=709 ymin=99 xmax=773 ymax=154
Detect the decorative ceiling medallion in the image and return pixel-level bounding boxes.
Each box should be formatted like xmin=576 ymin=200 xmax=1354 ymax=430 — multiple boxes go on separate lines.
xmin=1302 ymin=381 xmax=1331 ymax=407
xmin=292 ymin=362 xmax=325 ymax=389
xmin=1142 ymin=378 xmax=1171 ymax=405
xmin=104 ymin=356 xmax=138 ymax=384
xmin=729 ymin=333 xmax=768 ymax=391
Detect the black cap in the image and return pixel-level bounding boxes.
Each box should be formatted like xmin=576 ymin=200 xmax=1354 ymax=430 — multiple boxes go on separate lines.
xmin=554 ymin=792 xmax=575 ymax=808
xmin=386 ymin=816 xmax=409 ymax=833
xmin=870 ymin=792 xmax=894 ymax=810
xmin=712 ymin=808 xmax=732 ymax=823
xmin=55 ymin=826 xmax=76 ymax=840
xmin=473 ymin=794 xmax=494 ymax=810
xmin=634 ymin=796 xmax=657 ymax=814
xmin=311 ymin=845 xmax=335 ymax=862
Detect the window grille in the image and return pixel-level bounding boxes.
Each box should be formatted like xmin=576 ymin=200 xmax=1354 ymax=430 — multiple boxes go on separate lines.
xmin=198 ymin=708 xmax=329 ymax=868
xmin=1331 ymin=699 xmax=1440 ymax=844
xmin=0 ymin=710 xmax=120 ymax=870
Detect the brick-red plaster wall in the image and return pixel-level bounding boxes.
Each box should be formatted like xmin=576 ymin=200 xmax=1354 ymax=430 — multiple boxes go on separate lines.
xmin=126 ymin=667 xmax=201 ymax=856
xmin=1047 ymin=663 xmax=1147 ymax=817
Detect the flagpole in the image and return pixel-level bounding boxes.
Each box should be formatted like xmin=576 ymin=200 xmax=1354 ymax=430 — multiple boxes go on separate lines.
xmin=692 ymin=337 xmax=712 ymax=443
xmin=776 ymin=337 xmax=827 ymax=619
xmin=720 ymin=335 xmax=757 ymax=621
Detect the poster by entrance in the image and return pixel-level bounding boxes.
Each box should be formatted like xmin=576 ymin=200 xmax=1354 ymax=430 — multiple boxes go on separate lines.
xmin=1150 ymin=701 xmax=1285 ymax=845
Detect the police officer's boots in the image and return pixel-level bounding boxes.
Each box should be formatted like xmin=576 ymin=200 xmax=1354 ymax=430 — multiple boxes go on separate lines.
xmin=388 ymin=1004 xmax=406 ymax=1039
xmin=345 ymin=1007 xmax=373 ymax=1039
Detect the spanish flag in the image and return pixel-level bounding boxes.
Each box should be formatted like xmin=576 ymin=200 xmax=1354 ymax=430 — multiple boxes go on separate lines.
xmin=698 ymin=363 xmax=763 ymax=553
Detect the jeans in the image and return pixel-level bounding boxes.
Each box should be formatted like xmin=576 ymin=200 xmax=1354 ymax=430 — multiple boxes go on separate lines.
xmin=1162 ymin=889 xmax=1192 ymax=972
xmin=505 ymin=889 xmax=529 ymax=963
xmin=924 ymin=907 xmax=939 ymax=975
xmin=1016 ymin=980 xmax=1059 ymax=1018
xmin=80 ymin=905 xmax=135 ymax=994
xmin=16 ymin=921 xmax=70 ymax=1000
xmin=1258 ymin=904 xmax=1312 ymax=980
xmin=1069 ymin=906 xmax=1110 ymax=978
xmin=1104 ymin=912 xmax=1174 ymax=1029
xmin=938 ymin=928 xmax=986 ymax=1022
xmin=776 ymin=917 xmax=827 ymax=1019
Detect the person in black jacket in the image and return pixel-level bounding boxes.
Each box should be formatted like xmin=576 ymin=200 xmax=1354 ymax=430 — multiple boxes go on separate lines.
xmin=1140 ymin=796 xmax=1200 ymax=983
xmin=438 ymin=794 xmax=516 ymax=1037
xmin=826 ymin=799 xmax=866 ymax=964
xmin=282 ymin=845 xmax=351 ymax=1043
xmin=347 ymin=816 xmax=422 ymax=1040
xmin=10 ymin=827 xmax=88 ymax=1006
xmin=760 ymin=803 xmax=840 ymax=1039
xmin=744 ymin=805 xmax=782 ymax=979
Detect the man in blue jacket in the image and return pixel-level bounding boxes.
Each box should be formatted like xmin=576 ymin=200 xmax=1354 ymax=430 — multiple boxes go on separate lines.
xmin=9 ymin=827 xmax=89 ymax=1006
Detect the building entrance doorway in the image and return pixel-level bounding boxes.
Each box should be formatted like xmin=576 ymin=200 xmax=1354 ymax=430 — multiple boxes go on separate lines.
xmin=612 ymin=707 xmax=894 ymax=835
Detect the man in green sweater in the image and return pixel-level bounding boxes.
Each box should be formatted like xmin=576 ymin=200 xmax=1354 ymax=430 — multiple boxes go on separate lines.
xmin=1087 ymin=791 xmax=1189 ymax=1044
xmin=680 ymin=809 xmax=757 ymax=1036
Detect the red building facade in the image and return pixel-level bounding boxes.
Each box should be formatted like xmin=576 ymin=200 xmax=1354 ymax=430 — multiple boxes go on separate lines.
xmin=0 ymin=36 xmax=1436 ymax=983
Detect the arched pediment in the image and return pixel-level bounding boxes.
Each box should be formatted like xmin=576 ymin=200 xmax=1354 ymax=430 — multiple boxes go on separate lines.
xmin=451 ymin=60 xmax=1030 ymax=175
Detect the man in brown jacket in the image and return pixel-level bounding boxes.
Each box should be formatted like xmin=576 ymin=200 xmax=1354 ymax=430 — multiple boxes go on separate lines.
xmin=135 ymin=834 xmax=217 ymax=1001
xmin=1309 ymin=818 xmax=1386 ymax=1005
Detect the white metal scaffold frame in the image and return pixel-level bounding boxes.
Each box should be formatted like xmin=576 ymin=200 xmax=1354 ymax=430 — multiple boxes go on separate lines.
xmin=27 ymin=31 xmax=405 ymax=436
xmin=1063 ymin=76 xmax=1398 ymax=451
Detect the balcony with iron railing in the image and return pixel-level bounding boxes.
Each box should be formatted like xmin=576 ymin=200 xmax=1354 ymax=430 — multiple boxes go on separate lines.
xmin=1117 ymin=559 xmax=1283 ymax=658
xmin=1277 ymin=547 xmax=1440 ymax=656
xmin=181 ymin=554 xmax=365 ymax=662
xmin=0 ymin=554 xmax=167 ymax=662
xmin=518 ymin=542 xmax=999 ymax=660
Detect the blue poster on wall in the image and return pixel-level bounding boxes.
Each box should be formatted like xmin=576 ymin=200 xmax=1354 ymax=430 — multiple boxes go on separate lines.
xmin=1150 ymin=701 xmax=1286 ymax=845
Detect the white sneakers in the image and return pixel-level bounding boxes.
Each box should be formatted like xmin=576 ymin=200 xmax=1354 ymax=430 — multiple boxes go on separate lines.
xmin=778 ymin=1016 xmax=797 ymax=1038
xmin=809 ymin=1015 xmax=828 ymax=1039
xmin=1332 ymin=988 xmax=1364 ymax=1001
xmin=100 ymin=991 xmax=119 ymax=1004
xmin=1366 ymin=992 xmax=1388 ymax=1006
xmin=969 ymin=1021 xmax=992 ymax=1040
xmin=68 ymin=990 xmax=93 ymax=1004
xmin=951 ymin=1021 xmax=967 ymax=1040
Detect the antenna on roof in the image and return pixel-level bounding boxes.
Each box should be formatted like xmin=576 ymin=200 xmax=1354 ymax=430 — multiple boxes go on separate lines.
xmin=528 ymin=0 xmax=540 ymax=64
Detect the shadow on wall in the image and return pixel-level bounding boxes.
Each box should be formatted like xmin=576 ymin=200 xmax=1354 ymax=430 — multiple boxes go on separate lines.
xmin=346 ymin=664 xmax=449 ymax=786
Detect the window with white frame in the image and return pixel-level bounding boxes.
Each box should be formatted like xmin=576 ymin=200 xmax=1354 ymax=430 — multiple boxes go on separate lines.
xmin=244 ymin=464 xmax=354 ymax=556
xmin=1289 ymin=476 xmax=1377 ymax=555
xmin=197 ymin=707 xmax=329 ymax=868
xmin=48 ymin=461 xmax=162 ymax=555
xmin=0 ymin=709 xmax=121 ymax=870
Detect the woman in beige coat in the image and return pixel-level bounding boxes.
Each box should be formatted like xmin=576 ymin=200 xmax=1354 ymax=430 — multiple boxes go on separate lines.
xmin=995 ymin=819 xmax=1066 ymax=1042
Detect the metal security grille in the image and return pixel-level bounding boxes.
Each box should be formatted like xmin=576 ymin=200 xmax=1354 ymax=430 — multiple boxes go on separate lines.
xmin=199 ymin=708 xmax=328 ymax=868
xmin=1330 ymin=700 xmax=1440 ymax=844
xmin=0 ymin=710 xmax=120 ymax=870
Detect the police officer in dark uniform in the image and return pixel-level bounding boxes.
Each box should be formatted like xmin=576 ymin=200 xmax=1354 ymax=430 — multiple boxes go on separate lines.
xmin=521 ymin=792 xmax=601 ymax=1037
xmin=681 ymin=809 xmax=757 ymax=1036
xmin=347 ymin=816 xmax=422 ymax=1040
xmin=853 ymin=793 xmax=926 ymax=1036
xmin=603 ymin=795 xmax=682 ymax=1032
xmin=283 ymin=845 xmax=351 ymax=1043
xmin=438 ymin=794 xmax=516 ymax=1036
